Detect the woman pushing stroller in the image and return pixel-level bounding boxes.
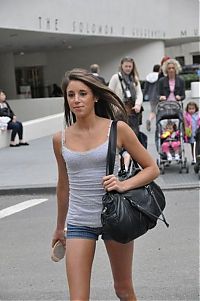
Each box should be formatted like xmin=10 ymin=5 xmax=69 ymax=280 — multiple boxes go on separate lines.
xmin=156 ymin=58 xmax=189 ymax=173
xmin=158 ymin=58 xmax=185 ymax=103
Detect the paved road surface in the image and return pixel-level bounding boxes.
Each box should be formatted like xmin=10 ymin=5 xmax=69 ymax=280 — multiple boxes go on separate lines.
xmin=0 ymin=190 xmax=198 ymax=301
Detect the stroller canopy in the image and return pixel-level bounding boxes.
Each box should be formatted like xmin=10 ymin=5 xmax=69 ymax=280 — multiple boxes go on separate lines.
xmin=156 ymin=101 xmax=183 ymax=123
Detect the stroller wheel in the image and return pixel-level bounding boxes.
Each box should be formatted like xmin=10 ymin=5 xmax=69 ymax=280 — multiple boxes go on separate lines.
xmin=161 ymin=164 xmax=165 ymax=175
xmin=183 ymin=159 xmax=189 ymax=173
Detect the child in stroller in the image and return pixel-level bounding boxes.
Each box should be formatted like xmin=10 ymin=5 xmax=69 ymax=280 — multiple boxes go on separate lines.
xmin=161 ymin=120 xmax=180 ymax=162
xmin=156 ymin=101 xmax=189 ymax=174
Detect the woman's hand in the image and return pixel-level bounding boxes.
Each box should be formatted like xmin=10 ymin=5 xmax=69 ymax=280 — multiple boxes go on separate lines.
xmin=12 ymin=115 xmax=17 ymax=122
xmin=160 ymin=96 xmax=166 ymax=101
xmin=175 ymin=95 xmax=181 ymax=101
xmin=132 ymin=104 xmax=141 ymax=113
xmin=102 ymin=174 xmax=125 ymax=193
xmin=52 ymin=228 xmax=66 ymax=248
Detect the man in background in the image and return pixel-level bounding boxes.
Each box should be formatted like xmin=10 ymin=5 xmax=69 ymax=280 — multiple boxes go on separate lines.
xmin=90 ymin=64 xmax=107 ymax=85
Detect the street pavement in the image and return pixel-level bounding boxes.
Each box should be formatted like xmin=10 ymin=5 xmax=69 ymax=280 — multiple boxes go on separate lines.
xmin=0 ymin=190 xmax=199 ymax=301
xmin=0 ymin=101 xmax=199 ymax=193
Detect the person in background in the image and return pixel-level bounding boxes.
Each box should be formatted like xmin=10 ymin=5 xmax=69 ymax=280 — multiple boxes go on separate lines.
xmin=184 ymin=101 xmax=200 ymax=164
xmin=90 ymin=63 xmax=107 ymax=85
xmin=51 ymin=68 xmax=159 ymax=300
xmin=109 ymin=57 xmax=143 ymax=172
xmin=143 ymin=64 xmax=160 ymax=131
xmin=51 ymin=83 xmax=63 ymax=97
xmin=0 ymin=89 xmax=29 ymax=147
xmin=158 ymin=55 xmax=171 ymax=80
xmin=158 ymin=58 xmax=185 ymax=102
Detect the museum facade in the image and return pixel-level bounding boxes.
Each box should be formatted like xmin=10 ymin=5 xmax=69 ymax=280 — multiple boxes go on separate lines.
xmin=0 ymin=0 xmax=199 ymax=99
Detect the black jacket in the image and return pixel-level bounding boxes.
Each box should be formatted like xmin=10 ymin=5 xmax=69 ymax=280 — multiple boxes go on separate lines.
xmin=158 ymin=76 xmax=185 ymax=101
xmin=0 ymin=102 xmax=15 ymax=120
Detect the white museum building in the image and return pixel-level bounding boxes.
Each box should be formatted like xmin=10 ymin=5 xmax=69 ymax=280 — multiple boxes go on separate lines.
xmin=0 ymin=0 xmax=199 ymax=99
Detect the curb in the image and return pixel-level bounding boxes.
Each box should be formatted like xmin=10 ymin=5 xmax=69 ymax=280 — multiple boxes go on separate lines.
xmin=0 ymin=183 xmax=199 ymax=195
xmin=0 ymin=184 xmax=56 ymax=195
xmin=161 ymin=183 xmax=200 ymax=191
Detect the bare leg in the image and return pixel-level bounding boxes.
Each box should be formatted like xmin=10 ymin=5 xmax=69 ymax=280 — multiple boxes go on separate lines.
xmin=146 ymin=112 xmax=155 ymax=131
xmin=65 ymin=238 xmax=96 ymax=300
xmin=149 ymin=112 xmax=155 ymax=122
xmin=104 ymin=240 xmax=137 ymax=301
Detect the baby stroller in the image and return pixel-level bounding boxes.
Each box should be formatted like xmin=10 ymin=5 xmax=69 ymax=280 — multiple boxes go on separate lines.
xmin=155 ymin=101 xmax=189 ymax=174
xmin=193 ymin=127 xmax=200 ymax=178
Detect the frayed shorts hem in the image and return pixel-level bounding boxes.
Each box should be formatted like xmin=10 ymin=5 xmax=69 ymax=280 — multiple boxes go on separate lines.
xmin=65 ymin=223 xmax=112 ymax=241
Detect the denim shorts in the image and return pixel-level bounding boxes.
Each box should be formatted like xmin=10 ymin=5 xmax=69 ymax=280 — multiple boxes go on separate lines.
xmin=65 ymin=224 xmax=112 ymax=241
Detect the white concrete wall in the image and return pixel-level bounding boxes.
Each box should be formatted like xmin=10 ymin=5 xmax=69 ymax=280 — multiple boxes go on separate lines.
xmin=14 ymin=52 xmax=47 ymax=67
xmin=13 ymin=40 xmax=165 ymax=87
xmin=0 ymin=0 xmax=198 ymax=39
xmin=7 ymin=97 xmax=64 ymax=122
xmin=0 ymin=53 xmax=16 ymax=96
xmin=0 ymin=0 xmax=199 ymax=99
xmin=0 ymin=113 xmax=64 ymax=149
xmin=166 ymin=41 xmax=200 ymax=65
xmin=164 ymin=0 xmax=199 ymax=38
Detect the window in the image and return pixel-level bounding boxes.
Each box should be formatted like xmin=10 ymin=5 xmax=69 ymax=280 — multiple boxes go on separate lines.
xmin=193 ymin=55 xmax=200 ymax=64
xmin=175 ymin=56 xmax=185 ymax=66
xmin=15 ymin=66 xmax=44 ymax=98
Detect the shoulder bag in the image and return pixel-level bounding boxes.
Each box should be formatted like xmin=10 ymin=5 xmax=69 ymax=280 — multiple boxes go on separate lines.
xmin=101 ymin=121 xmax=169 ymax=244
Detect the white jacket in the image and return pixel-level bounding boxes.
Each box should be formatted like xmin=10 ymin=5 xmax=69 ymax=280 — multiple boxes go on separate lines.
xmin=109 ymin=73 xmax=143 ymax=106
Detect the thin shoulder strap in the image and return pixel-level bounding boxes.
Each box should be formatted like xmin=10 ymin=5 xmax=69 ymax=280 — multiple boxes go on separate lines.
xmin=61 ymin=128 xmax=65 ymax=147
xmin=106 ymin=120 xmax=117 ymax=175
xmin=61 ymin=116 xmax=67 ymax=146
xmin=118 ymin=72 xmax=126 ymax=97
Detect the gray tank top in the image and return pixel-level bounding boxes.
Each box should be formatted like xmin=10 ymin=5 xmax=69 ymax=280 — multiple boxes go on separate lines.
xmin=62 ymin=121 xmax=119 ymax=227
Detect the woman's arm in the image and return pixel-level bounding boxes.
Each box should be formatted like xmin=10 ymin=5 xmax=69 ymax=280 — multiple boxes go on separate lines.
xmin=102 ymin=121 xmax=159 ymax=192
xmin=158 ymin=77 xmax=167 ymax=101
xmin=6 ymin=102 xmax=15 ymax=119
xmin=142 ymin=81 xmax=149 ymax=101
xmin=108 ymin=74 xmax=118 ymax=92
xmin=198 ymin=114 xmax=200 ymax=127
xmin=177 ymin=76 xmax=185 ymax=101
xmin=134 ymin=80 xmax=143 ymax=107
xmin=183 ymin=112 xmax=189 ymax=128
xmin=52 ymin=131 xmax=69 ymax=247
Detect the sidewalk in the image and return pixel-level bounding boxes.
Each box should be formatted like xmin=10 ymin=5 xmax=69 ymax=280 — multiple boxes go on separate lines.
xmin=0 ymin=102 xmax=199 ymax=193
xmin=0 ymin=135 xmax=57 ymax=193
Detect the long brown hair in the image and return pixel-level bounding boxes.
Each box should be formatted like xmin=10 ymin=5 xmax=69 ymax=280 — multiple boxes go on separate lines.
xmin=61 ymin=68 xmax=128 ymax=126
xmin=120 ymin=57 xmax=140 ymax=85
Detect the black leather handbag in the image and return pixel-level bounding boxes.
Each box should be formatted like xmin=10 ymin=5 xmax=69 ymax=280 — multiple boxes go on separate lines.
xmin=101 ymin=121 xmax=169 ymax=244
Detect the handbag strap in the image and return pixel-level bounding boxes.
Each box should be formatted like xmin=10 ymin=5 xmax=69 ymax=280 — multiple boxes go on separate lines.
xmin=118 ymin=73 xmax=127 ymax=100
xmin=146 ymin=186 xmax=169 ymax=227
xmin=106 ymin=120 xmax=117 ymax=175
xmin=107 ymin=121 xmax=146 ymax=175
xmin=106 ymin=120 xmax=169 ymax=228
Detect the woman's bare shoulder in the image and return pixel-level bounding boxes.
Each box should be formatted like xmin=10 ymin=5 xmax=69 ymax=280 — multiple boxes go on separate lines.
xmin=53 ymin=131 xmax=62 ymax=144
xmin=116 ymin=120 xmax=137 ymax=143
xmin=116 ymin=120 xmax=129 ymax=130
